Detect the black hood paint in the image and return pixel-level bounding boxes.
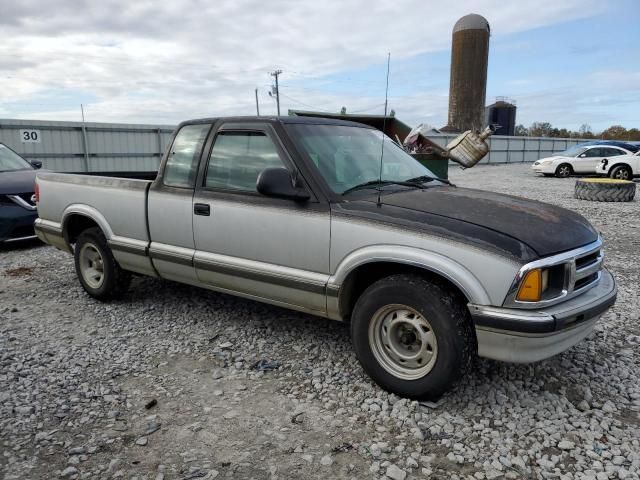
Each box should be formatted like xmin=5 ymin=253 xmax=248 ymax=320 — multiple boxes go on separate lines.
xmin=335 ymin=186 xmax=598 ymax=261
xmin=0 ymin=169 xmax=37 ymax=195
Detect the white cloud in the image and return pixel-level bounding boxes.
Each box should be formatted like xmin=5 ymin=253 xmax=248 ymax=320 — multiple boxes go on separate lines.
xmin=0 ymin=0 xmax=605 ymax=126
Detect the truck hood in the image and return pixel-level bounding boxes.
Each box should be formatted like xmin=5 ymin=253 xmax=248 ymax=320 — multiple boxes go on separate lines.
xmin=378 ymin=187 xmax=598 ymax=258
xmin=335 ymin=186 xmax=598 ymax=262
xmin=0 ymin=169 xmax=37 ymax=194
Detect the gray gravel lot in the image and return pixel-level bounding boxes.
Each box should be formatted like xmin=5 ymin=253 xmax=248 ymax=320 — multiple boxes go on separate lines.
xmin=1 ymin=163 xmax=639 ymax=480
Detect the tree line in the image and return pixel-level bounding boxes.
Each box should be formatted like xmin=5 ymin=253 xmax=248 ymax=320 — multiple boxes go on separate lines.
xmin=514 ymin=123 xmax=640 ymax=141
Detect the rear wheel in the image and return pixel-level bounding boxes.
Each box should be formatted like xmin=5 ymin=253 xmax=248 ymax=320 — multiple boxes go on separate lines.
xmin=74 ymin=227 xmax=131 ymax=301
xmin=351 ymin=274 xmax=474 ymax=399
xmin=555 ymin=163 xmax=573 ymax=178
xmin=610 ymin=165 xmax=632 ymax=180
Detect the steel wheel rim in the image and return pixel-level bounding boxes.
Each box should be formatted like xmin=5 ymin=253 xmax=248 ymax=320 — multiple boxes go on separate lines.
xmin=559 ymin=166 xmax=570 ymax=177
xmin=368 ymin=304 xmax=438 ymax=380
xmin=79 ymin=243 xmax=105 ymax=289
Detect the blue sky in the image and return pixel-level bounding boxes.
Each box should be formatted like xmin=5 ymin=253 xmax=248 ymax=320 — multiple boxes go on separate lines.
xmin=1 ymin=0 xmax=638 ymax=131
xmin=282 ymin=0 xmax=639 ymax=131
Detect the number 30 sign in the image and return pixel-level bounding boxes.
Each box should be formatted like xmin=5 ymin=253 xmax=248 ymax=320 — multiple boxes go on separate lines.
xmin=20 ymin=129 xmax=41 ymax=143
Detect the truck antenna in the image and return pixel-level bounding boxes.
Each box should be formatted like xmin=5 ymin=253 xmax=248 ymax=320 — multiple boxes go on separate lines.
xmin=377 ymin=52 xmax=391 ymax=207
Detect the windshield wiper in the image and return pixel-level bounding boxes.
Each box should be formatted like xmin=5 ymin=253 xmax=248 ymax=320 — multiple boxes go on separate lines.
xmin=405 ymin=175 xmax=455 ymax=186
xmin=342 ymin=179 xmax=427 ymax=195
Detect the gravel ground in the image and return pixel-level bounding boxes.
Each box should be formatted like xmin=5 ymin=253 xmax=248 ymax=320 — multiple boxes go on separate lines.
xmin=1 ymin=163 xmax=639 ymax=480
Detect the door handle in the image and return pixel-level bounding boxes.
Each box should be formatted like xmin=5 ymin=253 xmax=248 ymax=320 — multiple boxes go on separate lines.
xmin=194 ymin=203 xmax=210 ymax=216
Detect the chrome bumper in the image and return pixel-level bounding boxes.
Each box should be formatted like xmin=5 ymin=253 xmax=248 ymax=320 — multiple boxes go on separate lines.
xmin=468 ymin=268 xmax=616 ymax=363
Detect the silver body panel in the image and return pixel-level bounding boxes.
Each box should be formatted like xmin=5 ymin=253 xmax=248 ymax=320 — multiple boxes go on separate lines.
xmin=328 ymin=217 xmax=519 ymax=306
xmin=192 ymin=197 xmax=330 ymax=314
xmin=148 ymin=187 xmax=198 ymax=283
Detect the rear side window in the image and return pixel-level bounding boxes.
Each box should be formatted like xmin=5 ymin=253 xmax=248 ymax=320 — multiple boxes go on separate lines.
xmin=205 ymin=131 xmax=286 ymax=192
xmin=602 ymin=148 xmax=625 ymax=157
xmin=163 ymin=124 xmax=210 ymax=188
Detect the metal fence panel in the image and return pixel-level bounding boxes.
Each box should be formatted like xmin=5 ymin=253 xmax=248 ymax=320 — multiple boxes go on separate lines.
xmin=0 ymin=118 xmax=175 ymax=172
xmin=425 ymin=133 xmax=595 ymax=166
xmin=1 ymin=118 xmax=602 ymax=172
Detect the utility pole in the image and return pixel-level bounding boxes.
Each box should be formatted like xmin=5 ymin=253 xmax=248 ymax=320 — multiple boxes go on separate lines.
xmin=270 ymin=69 xmax=282 ymax=116
xmin=255 ymin=88 xmax=260 ymax=116
xmin=80 ymin=104 xmax=89 ymax=172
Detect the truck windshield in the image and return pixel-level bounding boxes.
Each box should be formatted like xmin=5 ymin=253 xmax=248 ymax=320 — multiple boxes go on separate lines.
xmin=0 ymin=144 xmax=32 ymax=172
xmin=286 ymin=124 xmax=439 ymax=195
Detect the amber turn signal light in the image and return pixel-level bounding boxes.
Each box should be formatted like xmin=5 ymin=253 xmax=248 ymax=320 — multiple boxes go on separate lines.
xmin=516 ymin=269 xmax=542 ymax=302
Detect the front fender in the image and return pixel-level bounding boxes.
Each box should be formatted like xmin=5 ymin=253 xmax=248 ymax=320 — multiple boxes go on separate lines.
xmin=328 ymin=244 xmax=492 ymax=307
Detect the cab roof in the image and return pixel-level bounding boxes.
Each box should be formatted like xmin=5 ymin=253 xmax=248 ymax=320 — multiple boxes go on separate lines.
xmin=179 ymin=116 xmax=375 ymax=129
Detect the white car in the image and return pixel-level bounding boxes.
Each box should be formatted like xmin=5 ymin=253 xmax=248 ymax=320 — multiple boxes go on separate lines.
xmin=532 ymin=145 xmax=632 ymax=177
xmin=595 ymin=151 xmax=640 ymax=180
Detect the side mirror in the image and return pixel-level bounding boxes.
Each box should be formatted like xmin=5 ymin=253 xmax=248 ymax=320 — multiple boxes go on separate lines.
xmin=256 ymin=167 xmax=310 ymax=201
xmin=578 ymin=153 xmax=586 ymax=158
xmin=31 ymin=160 xmax=43 ymax=169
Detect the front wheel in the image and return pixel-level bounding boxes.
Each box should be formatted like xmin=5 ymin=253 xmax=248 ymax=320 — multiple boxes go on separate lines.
xmin=555 ymin=163 xmax=573 ymax=178
xmin=351 ymin=274 xmax=474 ymax=399
xmin=74 ymin=227 xmax=131 ymax=301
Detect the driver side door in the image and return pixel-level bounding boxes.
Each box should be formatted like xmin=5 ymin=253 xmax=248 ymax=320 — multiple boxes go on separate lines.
xmin=575 ymin=148 xmax=604 ymax=173
xmin=191 ymin=123 xmax=331 ymax=315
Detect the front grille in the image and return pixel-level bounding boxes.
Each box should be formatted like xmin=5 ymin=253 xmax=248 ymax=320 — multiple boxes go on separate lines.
xmin=16 ymin=192 xmax=36 ymax=206
xmin=0 ymin=195 xmax=14 ymax=206
xmin=574 ymin=272 xmax=599 ymax=291
xmin=576 ymin=251 xmax=600 ymax=270
xmin=5 ymin=193 xmax=37 ymax=211
xmin=572 ymin=247 xmax=603 ymax=293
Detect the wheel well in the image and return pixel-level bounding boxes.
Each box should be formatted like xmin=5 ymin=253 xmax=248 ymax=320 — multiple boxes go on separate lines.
xmin=609 ymin=163 xmax=632 ymax=173
xmin=557 ymin=163 xmax=573 ymax=171
xmin=64 ymin=214 xmax=100 ymax=245
xmin=338 ymin=262 xmax=470 ymax=321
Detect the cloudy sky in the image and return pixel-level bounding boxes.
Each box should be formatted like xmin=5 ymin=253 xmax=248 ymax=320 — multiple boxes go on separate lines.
xmin=1 ymin=0 xmax=638 ymax=131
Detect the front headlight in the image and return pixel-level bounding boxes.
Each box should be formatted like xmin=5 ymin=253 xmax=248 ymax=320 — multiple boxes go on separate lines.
xmin=540 ymin=159 xmax=553 ymax=165
xmin=515 ymin=264 xmax=567 ymax=302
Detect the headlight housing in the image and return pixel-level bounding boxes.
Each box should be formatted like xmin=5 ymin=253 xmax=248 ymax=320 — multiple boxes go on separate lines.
xmin=515 ymin=265 xmax=567 ymax=302
xmin=504 ymin=239 xmax=604 ymax=308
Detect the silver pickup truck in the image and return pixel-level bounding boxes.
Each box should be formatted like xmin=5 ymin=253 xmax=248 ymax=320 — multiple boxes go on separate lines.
xmin=35 ymin=116 xmax=617 ymax=399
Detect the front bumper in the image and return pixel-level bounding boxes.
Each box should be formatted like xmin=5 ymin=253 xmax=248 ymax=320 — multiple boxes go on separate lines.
xmin=531 ymin=163 xmax=554 ymax=174
xmin=0 ymin=205 xmax=38 ymax=242
xmin=468 ymin=268 xmax=616 ymax=363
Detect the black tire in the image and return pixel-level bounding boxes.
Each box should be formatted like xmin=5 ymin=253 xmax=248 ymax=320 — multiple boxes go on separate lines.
xmin=350 ymin=274 xmax=474 ymax=400
xmin=609 ymin=165 xmax=633 ymax=181
xmin=74 ymin=227 xmax=131 ymax=301
xmin=574 ymin=179 xmax=636 ymax=202
xmin=555 ymin=163 xmax=573 ymax=178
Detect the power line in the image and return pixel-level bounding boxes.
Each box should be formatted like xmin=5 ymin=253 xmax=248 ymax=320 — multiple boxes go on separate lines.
xmin=278 ymin=92 xmax=334 ymax=113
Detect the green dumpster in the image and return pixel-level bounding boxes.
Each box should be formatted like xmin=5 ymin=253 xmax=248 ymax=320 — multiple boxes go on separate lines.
xmin=411 ymin=153 xmax=449 ymax=180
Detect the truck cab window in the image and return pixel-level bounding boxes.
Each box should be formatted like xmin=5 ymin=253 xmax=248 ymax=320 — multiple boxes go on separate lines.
xmin=163 ymin=124 xmax=210 ymax=188
xmin=206 ymin=131 xmax=285 ymax=192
